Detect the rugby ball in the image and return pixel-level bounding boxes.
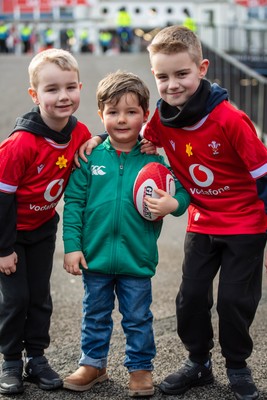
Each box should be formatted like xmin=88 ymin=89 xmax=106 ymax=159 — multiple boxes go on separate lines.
xmin=133 ymin=162 xmax=176 ymax=221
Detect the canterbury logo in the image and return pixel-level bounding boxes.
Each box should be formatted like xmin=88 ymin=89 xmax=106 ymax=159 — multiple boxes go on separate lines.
xmin=91 ymin=165 xmax=106 ymax=175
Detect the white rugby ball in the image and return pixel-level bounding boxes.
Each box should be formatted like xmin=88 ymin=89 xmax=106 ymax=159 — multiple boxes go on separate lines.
xmin=133 ymin=162 xmax=175 ymax=221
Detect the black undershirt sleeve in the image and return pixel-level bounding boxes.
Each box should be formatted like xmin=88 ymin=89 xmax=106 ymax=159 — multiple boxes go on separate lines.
xmin=256 ymin=174 xmax=267 ymax=214
xmin=0 ymin=192 xmax=17 ymax=257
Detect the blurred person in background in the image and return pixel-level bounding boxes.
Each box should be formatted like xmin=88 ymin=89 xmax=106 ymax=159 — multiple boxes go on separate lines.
xmin=182 ymin=8 xmax=197 ymax=32
xmin=20 ymin=23 xmax=32 ymax=54
xmin=116 ymin=7 xmax=133 ymax=52
xmin=0 ymin=21 xmax=9 ymax=53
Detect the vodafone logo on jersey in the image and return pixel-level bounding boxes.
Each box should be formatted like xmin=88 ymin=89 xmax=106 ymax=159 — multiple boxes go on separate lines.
xmin=188 ymin=164 xmax=230 ymax=196
xmin=44 ymin=179 xmax=64 ymax=202
xmin=189 ymin=164 xmax=214 ymax=187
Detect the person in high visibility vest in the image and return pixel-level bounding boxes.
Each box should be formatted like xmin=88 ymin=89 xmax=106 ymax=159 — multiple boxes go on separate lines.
xmin=116 ymin=6 xmax=131 ymax=28
xmin=116 ymin=7 xmax=133 ymax=52
xmin=20 ymin=23 xmax=32 ymax=54
xmin=99 ymin=30 xmax=113 ymax=53
xmin=44 ymin=27 xmax=55 ymax=49
xmin=65 ymin=28 xmax=75 ymax=51
xmin=182 ymin=8 xmax=197 ymax=32
xmin=0 ymin=21 xmax=9 ymax=53
xmin=79 ymin=29 xmax=90 ymax=53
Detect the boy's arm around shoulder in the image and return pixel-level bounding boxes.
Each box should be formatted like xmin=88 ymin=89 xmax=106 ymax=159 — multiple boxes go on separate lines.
xmin=142 ymin=112 xmax=163 ymax=148
xmin=75 ymin=135 xmax=103 ymax=167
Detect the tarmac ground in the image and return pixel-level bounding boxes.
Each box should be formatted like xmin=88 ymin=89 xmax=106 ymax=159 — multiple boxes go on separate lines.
xmin=0 ymin=53 xmax=267 ymax=400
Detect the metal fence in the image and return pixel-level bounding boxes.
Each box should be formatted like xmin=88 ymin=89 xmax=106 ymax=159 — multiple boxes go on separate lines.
xmin=198 ymin=24 xmax=267 ymax=57
xmin=202 ymin=42 xmax=267 ymax=143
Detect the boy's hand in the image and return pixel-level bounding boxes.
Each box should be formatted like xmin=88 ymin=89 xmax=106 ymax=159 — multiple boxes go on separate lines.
xmin=63 ymin=251 xmax=88 ymax=275
xmin=144 ymin=188 xmax=178 ymax=218
xmin=140 ymin=138 xmax=158 ymax=155
xmin=264 ymin=251 xmax=267 ymax=272
xmin=74 ymin=136 xmax=103 ymax=168
xmin=0 ymin=252 xmax=18 ymax=275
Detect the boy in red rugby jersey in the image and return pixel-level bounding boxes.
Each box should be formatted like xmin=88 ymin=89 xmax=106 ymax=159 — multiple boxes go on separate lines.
xmin=0 ymin=48 xmax=95 ymax=395
xmin=144 ymin=25 xmax=267 ymax=400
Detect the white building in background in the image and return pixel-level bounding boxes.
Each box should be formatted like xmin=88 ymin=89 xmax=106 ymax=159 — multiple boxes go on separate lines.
xmin=77 ymin=0 xmax=266 ymax=54
xmin=0 ymin=0 xmax=266 ymax=54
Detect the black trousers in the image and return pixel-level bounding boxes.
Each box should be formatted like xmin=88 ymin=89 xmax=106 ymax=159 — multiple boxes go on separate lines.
xmin=176 ymin=232 xmax=266 ymax=369
xmin=0 ymin=213 xmax=59 ymax=360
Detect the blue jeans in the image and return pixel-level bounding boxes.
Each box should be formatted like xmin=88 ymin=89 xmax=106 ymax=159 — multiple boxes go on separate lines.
xmin=79 ymin=272 xmax=156 ymax=372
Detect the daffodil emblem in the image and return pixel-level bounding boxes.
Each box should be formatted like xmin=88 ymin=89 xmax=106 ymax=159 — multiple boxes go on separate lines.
xmin=56 ymin=155 xmax=68 ymax=169
xmin=186 ymin=143 xmax=193 ymax=157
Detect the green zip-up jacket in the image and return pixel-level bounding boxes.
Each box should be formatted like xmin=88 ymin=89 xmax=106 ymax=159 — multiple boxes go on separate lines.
xmin=63 ymin=138 xmax=190 ymax=278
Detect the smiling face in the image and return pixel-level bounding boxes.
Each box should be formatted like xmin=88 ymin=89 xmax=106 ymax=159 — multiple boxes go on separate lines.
xmin=151 ymin=51 xmax=209 ymax=109
xmin=28 ymin=62 xmax=81 ymax=132
xmin=98 ymin=92 xmax=149 ymax=152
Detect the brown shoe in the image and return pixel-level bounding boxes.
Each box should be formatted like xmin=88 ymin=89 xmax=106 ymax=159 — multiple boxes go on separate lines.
xmin=129 ymin=370 xmax=154 ymax=397
xmin=63 ymin=365 xmax=108 ymax=392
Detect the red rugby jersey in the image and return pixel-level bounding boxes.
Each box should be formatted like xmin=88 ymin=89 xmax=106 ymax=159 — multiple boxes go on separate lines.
xmin=0 ymin=122 xmax=91 ymax=230
xmin=145 ymin=101 xmax=267 ymax=234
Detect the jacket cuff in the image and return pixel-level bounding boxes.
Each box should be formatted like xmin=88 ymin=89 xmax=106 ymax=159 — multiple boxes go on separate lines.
xmin=0 ymin=247 xmax=14 ymax=257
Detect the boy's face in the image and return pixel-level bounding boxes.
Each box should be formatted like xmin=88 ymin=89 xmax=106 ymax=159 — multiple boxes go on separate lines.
xmin=28 ymin=62 xmax=81 ymax=131
xmin=98 ymin=93 xmax=149 ymax=151
xmin=151 ymin=51 xmax=209 ymax=109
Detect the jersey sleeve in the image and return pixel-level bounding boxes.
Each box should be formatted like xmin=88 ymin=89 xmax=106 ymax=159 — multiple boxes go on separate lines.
xmin=0 ymin=132 xmax=37 ymax=189
xmin=226 ymin=111 xmax=267 ymax=177
xmin=0 ymin=132 xmax=37 ymax=255
xmin=143 ymin=109 xmax=163 ymax=147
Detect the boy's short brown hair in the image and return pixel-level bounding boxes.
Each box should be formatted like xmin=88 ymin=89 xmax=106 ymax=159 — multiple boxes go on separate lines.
xmin=96 ymin=70 xmax=150 ymax=115
xmin=147 ymin=25 xmax=203 ymax=66
xmin=28 ymin=48 xmax=80 ymax=89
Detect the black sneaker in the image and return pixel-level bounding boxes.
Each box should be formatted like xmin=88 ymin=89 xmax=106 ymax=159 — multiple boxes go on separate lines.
xmin=227 ymin=367 xmax=259 ymax=400
xmin=159 ymin=358 xmax=214 ymax=395
xmin=0 ymin=360 xmax=24 ymax=395
xmin=23 ymin=356 xmax=63 ymax=390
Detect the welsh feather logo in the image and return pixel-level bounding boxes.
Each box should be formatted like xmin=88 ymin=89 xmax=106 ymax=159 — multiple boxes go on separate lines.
xmin=208 ymin=140 xmax=221 ymax=155
xmin=91 ymin=165 xmax=106 ymax=175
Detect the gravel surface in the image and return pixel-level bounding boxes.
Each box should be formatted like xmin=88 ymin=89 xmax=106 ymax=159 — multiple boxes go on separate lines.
xmin=0 ymin=53 xmax=266 ymax=400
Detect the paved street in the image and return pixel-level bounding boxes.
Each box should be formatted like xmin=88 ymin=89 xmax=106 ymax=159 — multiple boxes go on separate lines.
xmin=0 ymin=53 xmax=266 ymax=399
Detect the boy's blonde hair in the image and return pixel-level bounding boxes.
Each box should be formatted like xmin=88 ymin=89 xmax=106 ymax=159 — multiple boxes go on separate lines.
xmin=28 ymin=48 xmax=80 ymax=89
xmin=97 ymin=70 xmax=150 ymax=114
xmin=147 ymin=25 xmax=203 ymax=66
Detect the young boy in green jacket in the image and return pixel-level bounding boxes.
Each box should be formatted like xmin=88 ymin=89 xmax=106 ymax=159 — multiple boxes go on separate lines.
xmin=62 ymin=70 xmax=190 ymax=397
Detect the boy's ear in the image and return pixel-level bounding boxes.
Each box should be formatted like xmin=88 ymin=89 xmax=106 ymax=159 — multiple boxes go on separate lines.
xmin=151 ymin=67 xmax=155 ymax=75
xmin=199 ymin=59 xmax=209 ymax=78
xmin=97 ymin=109 xmax=104 ymax=122
xmin=28 ymin=87 xmax=39 ymax=104
xmin=144 ymin=110 xmax=150 ymax=123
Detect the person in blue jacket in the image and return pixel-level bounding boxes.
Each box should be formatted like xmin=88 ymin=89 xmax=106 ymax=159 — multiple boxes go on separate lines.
xmin=62 ymin=70 xmax=190 ymax=397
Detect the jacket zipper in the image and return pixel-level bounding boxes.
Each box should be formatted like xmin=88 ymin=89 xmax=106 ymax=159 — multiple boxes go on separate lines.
xmin=110 ymin=155 xmax=125 ymax=274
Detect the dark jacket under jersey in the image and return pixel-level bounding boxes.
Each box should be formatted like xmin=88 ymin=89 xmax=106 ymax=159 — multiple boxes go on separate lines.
xmin=0 ymin=107 xmax=91 ymax=257
xmin=144 ymin=80 xmax=267 ymax=233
